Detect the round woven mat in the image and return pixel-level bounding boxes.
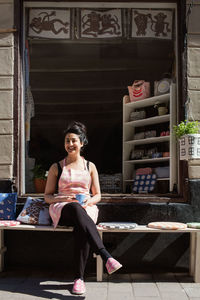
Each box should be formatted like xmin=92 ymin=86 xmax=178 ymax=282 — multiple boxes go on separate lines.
xmin=148 ymin=222 xmax=187 ymax=230
xmin=187 ymin=222 xmax=200 ymax=229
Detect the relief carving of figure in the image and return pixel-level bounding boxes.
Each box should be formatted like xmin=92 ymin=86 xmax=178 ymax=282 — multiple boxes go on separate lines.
xmin=134 ymin=10 xmax=151 ymax=36
xmin=82 ymin=11 xmax=121 ymax=37
xmin=99 ymin=14 xmax=121 ymax=36
xmin=149 ymin=12 xmax=171 ymax=37
xmin=82 ymin=11 xmax=101 ymax=37
xmin=30 ymin=11 xmax=69 ymax=35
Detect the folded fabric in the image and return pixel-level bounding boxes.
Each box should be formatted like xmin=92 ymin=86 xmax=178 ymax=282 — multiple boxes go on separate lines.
xmin=144 ymin=130 xmax=156 ymax=138
xmin=136 ymin=168 xmax=152 ymax=175
xmin=0 ymin=193 xmax=17 ymax=220
xmin=0 ymin=220 xmax=20 ymax=227
xmin=146 ymin=147 xmax=157 ymax=157
xmin=130 ymin=110 xmax=146 ymax=121
xmin=152 ymin=152 xmax=162 ymax=158
xmin=162 ymin=152 xmax=170 ymax=157
xmin=134 ymin=132 xmax=145 ymax=140
xmin=17 ymin=197 xmax=51 ymax=225
xmin=130 ymin=149 xmax=144 ymax=160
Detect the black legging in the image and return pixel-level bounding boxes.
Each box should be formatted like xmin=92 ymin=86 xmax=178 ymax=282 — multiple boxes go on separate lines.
xmin=58 ymin=202 xmax=110 ymax=279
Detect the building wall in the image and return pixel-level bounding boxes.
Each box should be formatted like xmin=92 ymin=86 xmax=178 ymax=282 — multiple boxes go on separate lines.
xmin=0 ymin=1 xmax=197 ymax=185
xmin=0 ymin=0 xmax=14 ymax=180
xmin=1 ymin=0 xmax=200 ymax=273
xmin=187 ymin=0 xmax=200 ymax=179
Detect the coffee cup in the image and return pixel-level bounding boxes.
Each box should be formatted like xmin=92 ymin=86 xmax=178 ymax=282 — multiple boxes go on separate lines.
xmin=75 ymin=194 xmax=86 ymax=205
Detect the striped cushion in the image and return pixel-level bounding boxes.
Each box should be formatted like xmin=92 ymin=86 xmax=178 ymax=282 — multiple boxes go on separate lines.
xmin=187 ymin=222 xmax=200 ymax=229
xmin=148 ymin=222 xmax=187 ymax=230
xmin=0 ymin=221 xmax=21 ymax=227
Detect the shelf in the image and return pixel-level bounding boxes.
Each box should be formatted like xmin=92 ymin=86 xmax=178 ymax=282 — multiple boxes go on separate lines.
xmin=125 ymin=157 xmax=169 ymax=164
xmin=124 ymin=177 xmax=169 ymax=182
xmin=125 ymin=136 xmax=170 ymax=145
xmin=30 ymin=67 xmax=141 ymax=73
xmin=31 ymin=86 xmax=126 ymax=92
xmin=125 ymin=93 xmax=170 ymax=109
xmin=123 ymin=83 xmax=177 ymax=193
xmin=125 ymin=114 xmax=170 ymax=127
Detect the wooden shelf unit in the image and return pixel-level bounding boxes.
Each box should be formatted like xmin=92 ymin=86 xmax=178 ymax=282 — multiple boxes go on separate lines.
xmin=122 ymin=84 xmax=177 ymax=193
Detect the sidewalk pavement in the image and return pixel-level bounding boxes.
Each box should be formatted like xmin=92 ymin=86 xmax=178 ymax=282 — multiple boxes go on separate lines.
xmin=0 ymin=270 xmax=200 ymax=300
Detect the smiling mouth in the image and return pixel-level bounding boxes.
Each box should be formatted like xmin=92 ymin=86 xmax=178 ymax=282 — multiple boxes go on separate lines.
xmin=68 ymin=147 xmax=76 ymax=151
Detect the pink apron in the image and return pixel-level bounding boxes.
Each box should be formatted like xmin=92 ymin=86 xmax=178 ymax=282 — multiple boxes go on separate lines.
xmin=49 ymin=159 xmax=99 ymax=228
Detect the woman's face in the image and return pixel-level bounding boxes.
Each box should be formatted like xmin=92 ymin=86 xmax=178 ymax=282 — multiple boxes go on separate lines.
xmin=64 ymin=133 xmax=83 ymax=155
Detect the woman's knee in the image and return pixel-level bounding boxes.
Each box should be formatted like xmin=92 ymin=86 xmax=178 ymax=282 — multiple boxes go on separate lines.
xmin=68 ymin=202 xmax=84 ymax=215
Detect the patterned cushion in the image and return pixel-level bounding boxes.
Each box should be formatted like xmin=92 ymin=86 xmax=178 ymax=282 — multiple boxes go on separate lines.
xmin=148 ymin=222 xmax=187 ymax=230
xmin=17 ymin=197 xmax=51 ymax=225
xmin=98 ymin=222 xmax=137 ymax=229
xmin=133 ymin=174 xmax=156 ymax=193
xmin=187 ymin=222 xmax=200 ymax=229
xmin=0 ymin=193 xmax=17 ymax=220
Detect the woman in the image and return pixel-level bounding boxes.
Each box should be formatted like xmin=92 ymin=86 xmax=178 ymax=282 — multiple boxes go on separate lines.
xmin=44 ymin=121 xmax=122 ymax=295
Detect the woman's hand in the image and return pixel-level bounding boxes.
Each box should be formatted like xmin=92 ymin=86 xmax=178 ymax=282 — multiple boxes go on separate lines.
xmin=82 ymin=197 xmax=93 ymax=208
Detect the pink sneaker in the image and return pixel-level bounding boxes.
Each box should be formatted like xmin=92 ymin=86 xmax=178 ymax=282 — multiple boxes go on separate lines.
xmin=106 ymin=257 xmax=122 ymax=275
xmin=72 ymin=278 xmax=86 ymax=295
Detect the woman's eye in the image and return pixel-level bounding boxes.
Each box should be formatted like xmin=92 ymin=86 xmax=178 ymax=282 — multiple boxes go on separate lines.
xmin=66 ymin=139 xmax=77 ymax=143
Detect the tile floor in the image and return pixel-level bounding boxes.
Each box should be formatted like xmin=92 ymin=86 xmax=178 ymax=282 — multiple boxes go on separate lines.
xmin=0 ymin=271 xmax=200 ymax=300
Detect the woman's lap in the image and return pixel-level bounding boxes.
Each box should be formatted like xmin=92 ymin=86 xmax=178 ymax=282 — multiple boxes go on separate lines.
xmin=58 ymin=202 xmax=85 ymax=226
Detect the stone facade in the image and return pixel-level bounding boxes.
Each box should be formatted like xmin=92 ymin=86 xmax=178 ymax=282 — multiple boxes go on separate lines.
xmin=0 ymin=1 xmax=199 ymax=183
xmin=187 ymin=0 xmax=200 ymax=179
xmin=0 ymin=0 xmax=14 ymax=180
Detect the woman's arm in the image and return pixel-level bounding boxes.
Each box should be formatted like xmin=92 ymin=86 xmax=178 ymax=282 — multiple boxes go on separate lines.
xmin=44 ymin=163 xmax=71 ymax=204
xmin=83 ymin=162 xmax=101 ymax=207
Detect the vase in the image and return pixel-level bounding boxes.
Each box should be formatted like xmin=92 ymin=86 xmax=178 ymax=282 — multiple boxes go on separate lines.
xmin=179 ymin=134 xmax=200 ymax=160
xmin=158 ymin=106 xmax=168 ymax=116
xmin=34 ymin=178 xmax=47 ymax=193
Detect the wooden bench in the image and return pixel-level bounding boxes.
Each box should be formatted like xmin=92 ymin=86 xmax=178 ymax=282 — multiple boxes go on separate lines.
xmin=96 ymin=226 xmax=200 ymax=283
xmin=0 ymin=225 xmax=75 ymax=272
xmin=0 ymin=225 xmax=200 ymax=283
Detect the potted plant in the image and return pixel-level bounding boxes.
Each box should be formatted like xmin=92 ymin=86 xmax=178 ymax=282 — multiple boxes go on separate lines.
xmin=173 ymin=120 xmax=200 ymax=160
xmin=31 ymin=164 xmax=48 ymax=193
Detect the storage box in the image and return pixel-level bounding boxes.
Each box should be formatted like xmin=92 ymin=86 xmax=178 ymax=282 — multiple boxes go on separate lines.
xmin=155 ymin=166 xmax=169 ymax=178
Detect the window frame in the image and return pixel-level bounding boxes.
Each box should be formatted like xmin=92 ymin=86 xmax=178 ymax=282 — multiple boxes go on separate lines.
xmin=20 ymin=1 xmax=181 ymax=200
